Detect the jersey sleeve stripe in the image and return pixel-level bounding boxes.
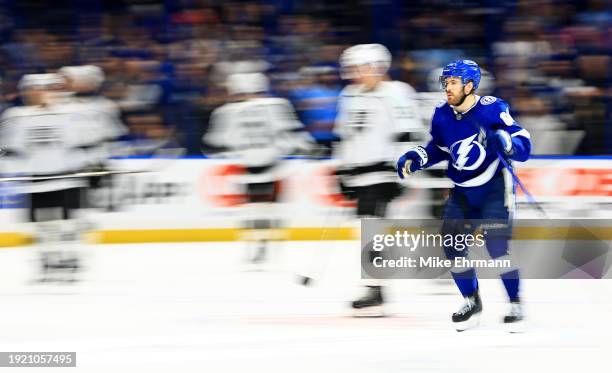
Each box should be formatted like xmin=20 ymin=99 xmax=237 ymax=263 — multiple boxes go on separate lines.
xmin=510 ymin=128 xmax=531 ymax=139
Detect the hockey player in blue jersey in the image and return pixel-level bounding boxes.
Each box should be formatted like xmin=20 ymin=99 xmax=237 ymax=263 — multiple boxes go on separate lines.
xmin=396 ymin=59 xmax=531 ymax=331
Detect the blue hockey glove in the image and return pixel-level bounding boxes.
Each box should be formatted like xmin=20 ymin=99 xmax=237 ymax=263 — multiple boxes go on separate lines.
xmin=397 ymin=146 xmax=428 ymax=179
xmin=489 ymin=130 xmax=513 ymax=157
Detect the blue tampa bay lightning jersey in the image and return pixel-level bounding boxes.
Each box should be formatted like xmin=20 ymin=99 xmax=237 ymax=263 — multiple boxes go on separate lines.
xmin=422 ymin=95 xmax=531 ymax=187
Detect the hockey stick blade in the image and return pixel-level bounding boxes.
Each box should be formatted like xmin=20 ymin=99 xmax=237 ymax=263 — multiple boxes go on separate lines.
xmin=0 ymin=169 xmax=149 ymax=182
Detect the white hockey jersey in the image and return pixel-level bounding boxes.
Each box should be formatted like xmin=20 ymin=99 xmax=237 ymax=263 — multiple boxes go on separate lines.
xmin=0 ymin=105 xmax=97 ymax=192
xmin=68 ymin=95 xmax=126 ymax=141
xmin=63 ymin=95 xmax=127 ymax=163
xmin=205 ymin=97 xmax=310 ymax=170
xmin=67 ymin=96 xmax=128 ymax=158
xmin=335 ymin=80 xmax=425 ymax=186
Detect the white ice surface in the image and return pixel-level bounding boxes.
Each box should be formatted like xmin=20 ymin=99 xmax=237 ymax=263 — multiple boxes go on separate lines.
xmin=0 ymin=241 xmax=610 ymax=373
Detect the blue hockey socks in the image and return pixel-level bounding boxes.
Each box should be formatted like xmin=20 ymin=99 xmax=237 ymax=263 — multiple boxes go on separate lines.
xmin=500 ymin=269 xmax=520 ymax=302
xmin=451 ymin=268 xmax=479 ymax=297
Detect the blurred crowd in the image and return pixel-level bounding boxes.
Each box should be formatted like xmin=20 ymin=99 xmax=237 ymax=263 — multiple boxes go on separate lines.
xmin=0 ymin=0 xmax=609 ymax=155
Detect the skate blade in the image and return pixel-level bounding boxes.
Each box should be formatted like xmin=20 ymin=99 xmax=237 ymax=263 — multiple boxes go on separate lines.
xmin=352 ymin=306 xmax=385 ymax=318
xmin=454 ymin=313 xmax=481 ymax=332
xmin=505 ymin=319 xmax=526 ymax=333
xmin=241 ymin=262 xmax=270 ymax=273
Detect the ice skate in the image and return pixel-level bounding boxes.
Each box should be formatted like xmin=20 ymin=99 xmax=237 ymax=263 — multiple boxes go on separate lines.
xmin=503 ymin=300 xmax=524 ymax=333
xmin=351 ymin=286 xmax=385 ymax=317
xmin=452 ymin=290 xmax=482 ymax=331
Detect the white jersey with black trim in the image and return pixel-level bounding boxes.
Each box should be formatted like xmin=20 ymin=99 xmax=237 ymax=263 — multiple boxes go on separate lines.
xmin=0 ymin=105 xmax=96 ymax=192
xmin=205 ymin=97 xmax=309 ymax=170
xmin=335 ymin=80 xmax=425 ymax=186
xmin=66 ymin=95 xmax=126 ymax=142
xmin=63 ymin=95 xmax=127 ymax=164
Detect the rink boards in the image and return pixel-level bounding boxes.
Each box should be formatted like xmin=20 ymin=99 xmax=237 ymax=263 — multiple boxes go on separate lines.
xmin=0 ymin=157 xmax=610 ymax=246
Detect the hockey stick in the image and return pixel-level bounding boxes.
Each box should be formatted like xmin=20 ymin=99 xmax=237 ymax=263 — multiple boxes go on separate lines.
xmin=397 ymin=119 xmax=542 ymax=215
xmin=466 ymin=116 xmax=549 ymax=219
xmin=296 ymin=166 xmax=355 ymax=286
xmin=0 ymin=169 xmax=144 ymax=182
xmin=495 ymin=152 xmax=549 ymax=219
xmin=0 ymin=147 xmax=186 ymax=183
xmin=296 ymin=204 xmax=350 ymax=286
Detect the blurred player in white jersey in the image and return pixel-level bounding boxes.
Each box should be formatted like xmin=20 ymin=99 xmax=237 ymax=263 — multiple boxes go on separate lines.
xmin=58 ymin=65 xmax=127 ymax=214
xmin=0 ymin=74 xmax=98 ymax=282
xmin=59 ymin=65 xmax=127 ymax=176
xmin=203 ymin=72 xmax=314 ymax=264
xmin=335 ymin=44 xmax=425 ymax=316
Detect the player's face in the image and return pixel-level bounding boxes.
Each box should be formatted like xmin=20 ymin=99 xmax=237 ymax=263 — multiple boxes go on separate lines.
xmin=443 ymin=77 xmax=466 ymax=106
xmin=342 ymin=65 xmax=358 ymax=80
xmin=70 ymin=80 xmax=94 ymax=93
xmin=354 ymin=64 xmax=383 ymax=89
xmin=22 ymin=87 xmax=45 ymax=106
xmin=43 ymin=83 xmax=68 ymax=104
xmin=63 ymin=77 xmax=77 ymax=92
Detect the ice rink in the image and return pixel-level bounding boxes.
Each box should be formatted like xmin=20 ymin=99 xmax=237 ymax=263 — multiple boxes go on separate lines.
xmin=0 ymin=241 xmax=610 ymax=372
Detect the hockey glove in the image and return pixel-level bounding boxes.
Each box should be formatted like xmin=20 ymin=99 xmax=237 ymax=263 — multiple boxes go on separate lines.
xmin=397 ymin=146 xmax=428 ymax=179
xmin=489 ymin=130 xmax=513 ymax=157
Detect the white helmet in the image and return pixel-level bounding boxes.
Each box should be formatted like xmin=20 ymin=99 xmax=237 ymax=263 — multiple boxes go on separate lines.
xmin=59 ymin=65 xmax=105 ymax=90
xmin=226 ymin=73 xmax=269 ymax=95
xmin=18 ymin=73 xmax=66 ymax=91
xmin=339 ymin=43 xmax=392 ymax=80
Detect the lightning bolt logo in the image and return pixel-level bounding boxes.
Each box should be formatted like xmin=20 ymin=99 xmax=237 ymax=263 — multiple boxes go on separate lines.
xmin=454 ymin=134 xmax=477 ymax=169
xmin=450 ymin=134 xmax=486 ymax=171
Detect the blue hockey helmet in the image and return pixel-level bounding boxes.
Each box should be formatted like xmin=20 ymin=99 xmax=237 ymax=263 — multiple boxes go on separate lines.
xmin=439 ymin=59 xmax=481 ymax=91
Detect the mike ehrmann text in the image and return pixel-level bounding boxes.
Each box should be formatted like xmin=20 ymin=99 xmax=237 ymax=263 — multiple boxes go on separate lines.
xmin=372 ymin=256 xmax=512 ymax=269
